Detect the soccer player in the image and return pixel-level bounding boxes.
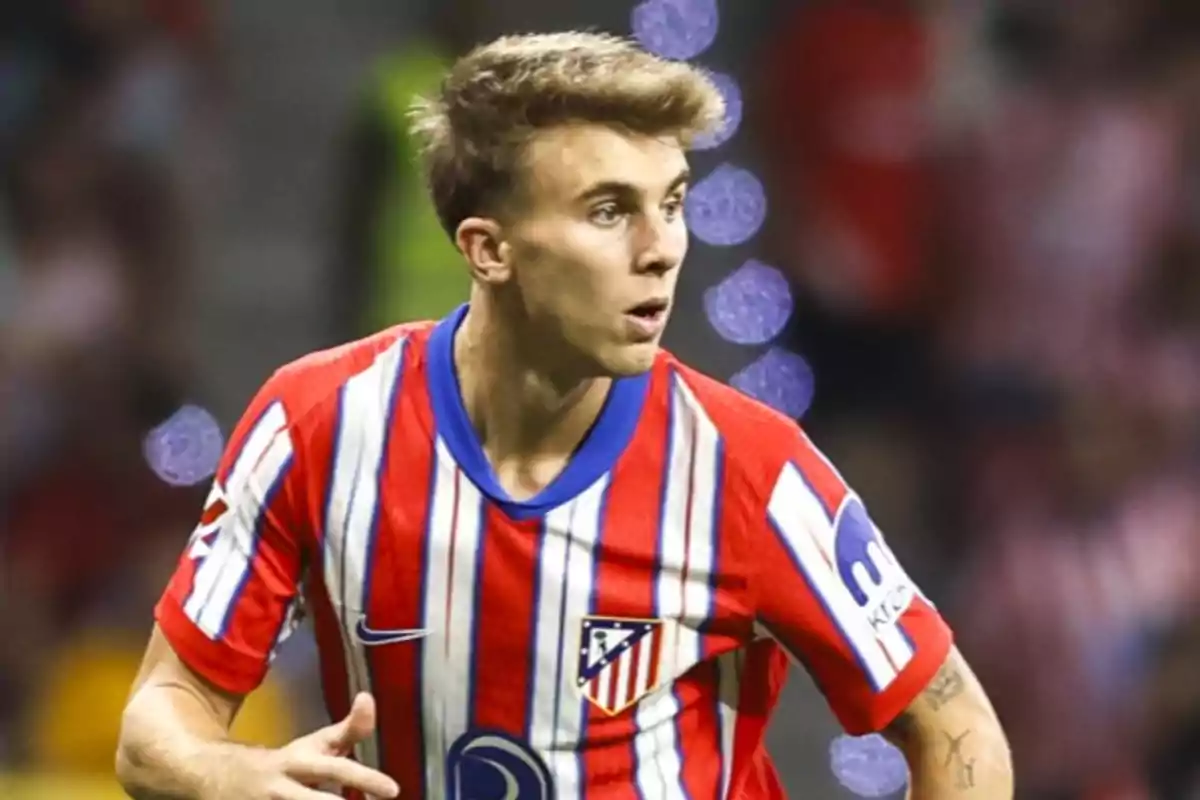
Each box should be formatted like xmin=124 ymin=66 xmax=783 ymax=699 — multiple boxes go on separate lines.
xmin=116 ymin=32 xmax=1013 ymax=800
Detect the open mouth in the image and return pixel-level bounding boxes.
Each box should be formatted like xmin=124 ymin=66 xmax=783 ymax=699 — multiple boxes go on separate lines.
xmin=625 ymin=298 xmax=669 ymax=320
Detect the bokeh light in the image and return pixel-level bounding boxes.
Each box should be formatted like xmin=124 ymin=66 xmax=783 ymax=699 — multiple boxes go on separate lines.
xmin=630 ymin=0 xmax=720 ymax=60
xmin=703 ymin=259 xmax=793 ymax=345
xmin=692 ymin=70 xmax=742 ymax=151
xmin=143 ymin=404 xmax=225 ymax=487
xmin=685 ymin=164 xmax=767 ymax=246
xmin=730 ymin=348 xmax=815 ymax=420
xmin=829 ymin=734 xmax=910 ymax=798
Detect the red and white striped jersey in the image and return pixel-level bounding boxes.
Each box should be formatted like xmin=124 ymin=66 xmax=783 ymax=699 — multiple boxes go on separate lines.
xmin=156 ymin=305 xmax=952 ymax=800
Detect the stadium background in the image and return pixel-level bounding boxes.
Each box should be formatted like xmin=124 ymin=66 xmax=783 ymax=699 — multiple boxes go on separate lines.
xmin=2 ymin=0 xmax=1200 ymax=797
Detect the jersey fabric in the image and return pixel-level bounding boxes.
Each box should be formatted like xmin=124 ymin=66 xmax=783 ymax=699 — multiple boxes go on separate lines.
xmin=156 ymin=304 xmax=953 ymax=800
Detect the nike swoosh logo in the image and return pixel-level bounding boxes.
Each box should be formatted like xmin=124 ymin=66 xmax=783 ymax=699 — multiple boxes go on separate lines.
xmin=354 ymin=618 xmax=431 ymax=646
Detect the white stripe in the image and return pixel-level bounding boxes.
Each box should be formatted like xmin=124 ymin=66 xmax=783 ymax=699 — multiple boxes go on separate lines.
xmin=595 ymin=661 xmax=614 ymax=709
xmin=634 ymin=383 xmax=693 ymax=800
xmin=420 ymin=438 xmax=485 ymax=797
xmin=677 ymin=380 xmax=720 ymax=653
xmin=778 ymin=461 xmax=837 ymax=559
xmin=186 ymin=402 xmax=293 ymax=635
xmin=677 ymin=381 xmax=722 ymax=789
xmin=767 ymin=465 xmax=899 ymax=690
xmin=442 ymin=468 xmax=485 ymax=738
xmin=322 ymin=339 xmax=406 ymax=773
xmin=634 ymin=689 xmax=686 ymax=800
xmin=715 ymin=650 xmax=742 ymax=800
xmin=676 ymin=383 xmax=720 ymax=796
xmin=529 ymin=475 xmax=607 ymax=800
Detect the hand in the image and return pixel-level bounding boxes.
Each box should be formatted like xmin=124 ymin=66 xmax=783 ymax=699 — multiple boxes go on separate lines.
xmin=214 ymin=692 xmax=400 ymax=800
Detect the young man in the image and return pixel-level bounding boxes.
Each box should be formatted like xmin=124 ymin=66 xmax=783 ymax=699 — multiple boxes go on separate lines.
xmin=117 ymin=32 xmax=1012 ymax=800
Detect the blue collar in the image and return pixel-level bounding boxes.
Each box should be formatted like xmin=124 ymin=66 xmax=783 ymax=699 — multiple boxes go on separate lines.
xmin=425 ymin=304 xmax=650 ymax=519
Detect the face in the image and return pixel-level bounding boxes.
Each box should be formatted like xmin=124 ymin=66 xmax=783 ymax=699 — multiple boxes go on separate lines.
xmin=496 ymin=123 xmax=691 ymax=377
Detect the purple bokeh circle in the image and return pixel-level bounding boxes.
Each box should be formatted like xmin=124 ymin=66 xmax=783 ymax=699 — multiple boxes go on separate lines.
xmin=703 ymin=260 xmax=793 ymax=345
xmin=143 ymin=404 xmax=224 ymax=487
xmin=829 ymin=734 xmax=910 ymax=798
xmin=631 ymin=0 xmax=720 ymax=61
xmin=730 ymin=348 xmax=815 ymax=419
xmin=692 ymin=71 xmax=743 ymax=151
xmin=685 ymin=164 xmax=767 ymax=247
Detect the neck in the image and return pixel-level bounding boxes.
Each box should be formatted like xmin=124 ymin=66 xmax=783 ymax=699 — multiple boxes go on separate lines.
xmin=453 ymin=298 xmax=612 ymax=464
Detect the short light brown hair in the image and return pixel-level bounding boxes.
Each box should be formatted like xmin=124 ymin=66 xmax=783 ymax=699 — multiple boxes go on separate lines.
xmin=408 ymin=31 xmax=725 ymax=237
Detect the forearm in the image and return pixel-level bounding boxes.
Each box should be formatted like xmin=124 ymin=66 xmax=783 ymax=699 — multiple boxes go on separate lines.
xmin=116 ymin=681 xmax=255 ymax=800
xmin=886 ymin=650 xmax=1014 ymax=798
xmin=897 ymin=724 xmax=1013 ymax=798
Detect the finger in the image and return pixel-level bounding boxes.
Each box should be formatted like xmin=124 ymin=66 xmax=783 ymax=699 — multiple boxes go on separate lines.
xmin=320 ymin=692 xmax=377 ymax=750
xmin=272 ymin=781 xmax=345 ymax=800
xmin=286 ymin=754 xmax=400 ymax=799
xmin=274 ymin=782 xmax=345 ymax=800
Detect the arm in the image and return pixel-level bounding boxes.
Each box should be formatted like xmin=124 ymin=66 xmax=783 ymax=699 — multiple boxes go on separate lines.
xmin=740 ymin=423 xmax=1011 ymax=794
xmin=117 ymin=627 xmax=394 ymax=800
xmin=116 ymin=625 xmax=252 ymax=799
xmin=884 ymin=647 xmax=1013 ymax=798
xmin=115 ymin=375 xmax=398 ymax=800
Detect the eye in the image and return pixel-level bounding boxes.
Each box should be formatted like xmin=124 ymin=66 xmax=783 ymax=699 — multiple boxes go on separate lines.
xmin=589 ymin=201 xmax=623 ymax=226
xmin=663 ymin=195 xmax=685 ymax=220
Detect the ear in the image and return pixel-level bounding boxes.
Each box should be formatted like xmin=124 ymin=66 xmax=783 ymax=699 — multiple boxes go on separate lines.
xmin=455 ymin=217 xmax=512 ymax=285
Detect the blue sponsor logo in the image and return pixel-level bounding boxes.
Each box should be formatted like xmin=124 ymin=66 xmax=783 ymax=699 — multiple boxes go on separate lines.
xmin=446 ymin=730 xmax=554 ymax=800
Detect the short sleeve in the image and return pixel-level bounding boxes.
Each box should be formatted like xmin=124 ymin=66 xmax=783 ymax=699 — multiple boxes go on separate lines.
xmin=743 ymin=426 xmax=952 ymax=734
xmin=154 ymin=373 xmax=307 ymax=695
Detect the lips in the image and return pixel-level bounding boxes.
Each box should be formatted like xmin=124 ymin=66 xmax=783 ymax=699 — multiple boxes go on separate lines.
xmin=625 ymin=298 xmax=669 ymax=319
xmin=623 ymin=298 xmax=670 ymax=341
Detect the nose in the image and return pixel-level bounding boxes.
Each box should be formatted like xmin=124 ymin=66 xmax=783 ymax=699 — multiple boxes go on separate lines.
xmin=632 ymin=214 xmax=684 ymax=276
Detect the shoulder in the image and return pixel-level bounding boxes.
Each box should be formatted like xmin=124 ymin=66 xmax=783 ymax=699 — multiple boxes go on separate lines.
xmin=258 ymin=321 xmax=435 ymax=434
xmin=656 ymin=352 xmax=812 ymax=494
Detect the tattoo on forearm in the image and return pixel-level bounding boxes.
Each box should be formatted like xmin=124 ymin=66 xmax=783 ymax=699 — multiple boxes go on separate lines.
xmin=942 ymin=730 xmax=976 ymax=790
xmin=924 ymin=663 xmax=966 ymax=711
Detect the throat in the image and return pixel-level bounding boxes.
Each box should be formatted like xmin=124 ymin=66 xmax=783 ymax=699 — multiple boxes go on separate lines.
xmin=490 ymin=453 xmax=576 ymax=503
xmin=478 ymin=379 xmax=612 ymax=501
xmin=455 ymin=327 xmax=613 ymax=500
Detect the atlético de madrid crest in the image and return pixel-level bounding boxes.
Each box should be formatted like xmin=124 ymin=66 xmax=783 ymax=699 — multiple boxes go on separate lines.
xmin=576 ymin=616 xmax=665 ymax=716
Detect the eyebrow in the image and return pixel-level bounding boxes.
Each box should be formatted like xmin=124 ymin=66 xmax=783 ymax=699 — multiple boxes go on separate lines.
xmin=575 ymin=168 xmax=691 ymax=203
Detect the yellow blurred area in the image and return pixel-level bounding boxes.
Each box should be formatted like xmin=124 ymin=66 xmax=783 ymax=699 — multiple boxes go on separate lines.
xmin=4 ymin=635 xmax=297 ymax=798
xmin=0 ymin=773 xmax=130 ymax=800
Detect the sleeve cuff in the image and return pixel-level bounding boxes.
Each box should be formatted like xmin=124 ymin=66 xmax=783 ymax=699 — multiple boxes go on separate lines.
xmin=853 ymin=626 xmax=954 ymax=736
xmin=155 ymin=596 xmax=269 ymax=696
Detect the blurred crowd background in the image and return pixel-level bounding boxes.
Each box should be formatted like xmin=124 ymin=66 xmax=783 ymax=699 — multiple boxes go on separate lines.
xmin=2 ymin=1 xmax=1200 ymax=798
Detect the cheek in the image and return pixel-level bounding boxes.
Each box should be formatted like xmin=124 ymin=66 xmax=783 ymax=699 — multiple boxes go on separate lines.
xmin=668 ymin=220 xmax=690 ymax=260
xmin=518 ymin=251 xmax=604 ymax=322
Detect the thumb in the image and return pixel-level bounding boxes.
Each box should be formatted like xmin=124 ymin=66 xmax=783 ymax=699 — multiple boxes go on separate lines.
xmin=323 ymin=692 xmax=377 ymax=750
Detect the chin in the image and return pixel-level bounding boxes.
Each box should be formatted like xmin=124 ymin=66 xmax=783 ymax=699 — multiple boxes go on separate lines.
xmin=597 ymin=343 xmax=659 ymax=377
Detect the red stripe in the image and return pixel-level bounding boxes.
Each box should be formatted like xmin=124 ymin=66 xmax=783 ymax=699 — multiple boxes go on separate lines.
xmin=469 ymin=508 xmax=541 ymax=733
xmin=624 ymin=639 xmax=642 ymax=709
xmin=790 ymin=430 xmax=849 ymax=517
xmin=307 ymin=576 xmax=353 ymax=740
xmin=355 ymin=371 xmax=436 ymax=796
xmin=728 ymin=642 xmax=791 ymax=799
xmin=679 ymin=410 xmax=698 ymax=615
xmin=295 ymin=382 xmax=354 ymax=778
xmin=675 ymin=660 xmax=723 ymax=797
xmin=198 ymin=496 xmax=228 ymax=526
xmin=606 ymin=663 xmax=621 ymax=711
